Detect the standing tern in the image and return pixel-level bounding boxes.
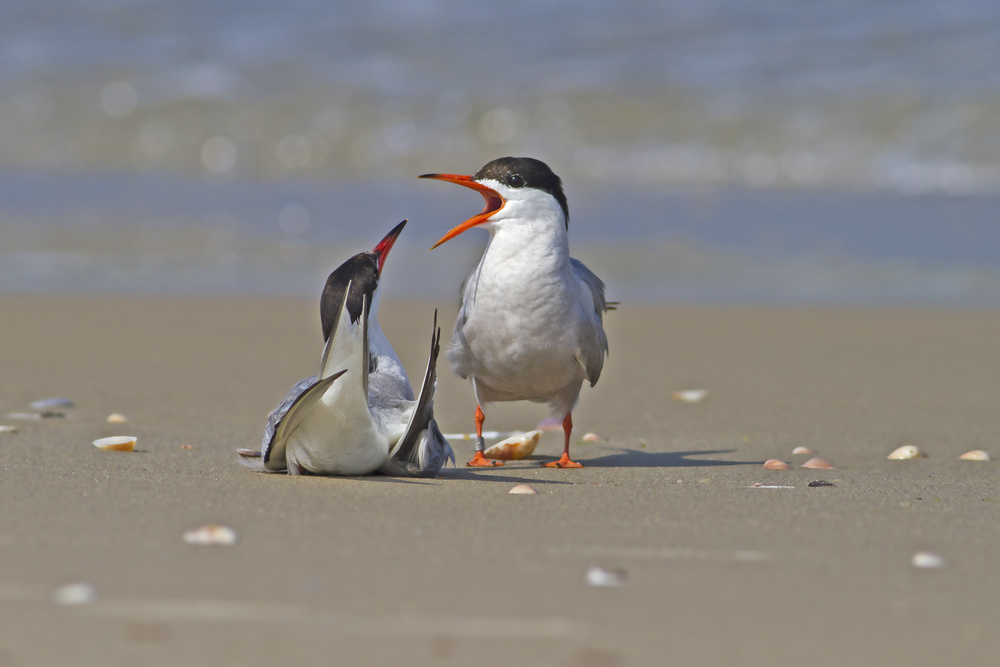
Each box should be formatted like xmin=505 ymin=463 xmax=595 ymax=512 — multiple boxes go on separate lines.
xmin=245 ymin=220 xmax=454 ymax=476
xmin=420 ymin=157 xmax=609 ymax=468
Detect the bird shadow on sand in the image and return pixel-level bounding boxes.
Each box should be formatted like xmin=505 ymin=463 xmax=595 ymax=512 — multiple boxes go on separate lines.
xmin=567 ymin=448 xmax=757 ymax=469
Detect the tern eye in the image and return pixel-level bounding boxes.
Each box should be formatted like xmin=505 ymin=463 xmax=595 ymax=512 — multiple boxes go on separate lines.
xmin=506 ymin=173 xmax=525 ymax=188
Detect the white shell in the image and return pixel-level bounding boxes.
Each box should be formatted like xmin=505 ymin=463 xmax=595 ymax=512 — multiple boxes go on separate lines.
xmin=791 ymin=446 xmax=813 ymax=455
xmin=959 ymin=450 xmax=990 ymax=461
xmin=888 ymin=445 xmax=924 ymax=460
xmin=671 ymin=389 xmax=708 ymax=403
xmin=508 ymin=484 xmax=538 ymax=495
xmin=52 ymin=582 xmax=97 ymax=606
xmin=93 ymin=435 xmax=136 ymax=452
xmin=182 ymin=525 xmax=237 ymax=546
xmin=911 ymin=551 xmax=945 ymax=569
xmin=483 ymin=430 xmax=541 ymax=461
xmin=586 ymin=566 xmax=627 ymax=587
xmin=106 ymin=413 xmax=128 ymax=423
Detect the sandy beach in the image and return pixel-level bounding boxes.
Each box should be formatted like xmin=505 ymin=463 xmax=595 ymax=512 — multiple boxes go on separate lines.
xmin=1 ymin=293 xmax=998 ymax=666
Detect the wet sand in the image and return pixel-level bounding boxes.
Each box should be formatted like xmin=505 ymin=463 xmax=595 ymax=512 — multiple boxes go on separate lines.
xmin=0 ymin=294 xmax=998 ymax=666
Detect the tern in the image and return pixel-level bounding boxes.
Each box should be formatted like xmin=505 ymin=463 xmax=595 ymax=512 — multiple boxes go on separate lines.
xmin=244 ymin=220 xmax=454 ymax=476
xmin=420 ymin=157 xmax=609 ymax=468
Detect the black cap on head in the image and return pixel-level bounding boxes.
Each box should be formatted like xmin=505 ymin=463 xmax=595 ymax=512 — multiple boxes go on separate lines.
xmin=319 ymin=253 xmax=379 ymax=340
xmin=475 ymin=157 xmax=569 ymax=228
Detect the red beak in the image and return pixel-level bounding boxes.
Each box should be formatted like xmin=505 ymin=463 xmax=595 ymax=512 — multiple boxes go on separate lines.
xmin=373 ymin=219 xmax=406 ymax=273
xmin=418 ymin=173 xmax=506 ymax=249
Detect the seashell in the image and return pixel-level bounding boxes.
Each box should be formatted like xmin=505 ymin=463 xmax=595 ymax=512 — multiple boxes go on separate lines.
xmin=801 ymin=457 xmax=834 ymax=469
xmin=581 ymin=432 xmax=599 ymax=442
xmin=181 ymin=445 xmax=193 ymax=449
xmin=236 ymin=448 xmax=260 ymax=458
xmin=484 ymin=430 xmax=541 ymax=461
xmin=93 ymin=435 xmax=136 ymax=452
xmin=808 ymin=480 xmax=835 ymax=488
xmin=911 ymin=551 xmax=945 ymax=569
xmin=671 ymin=389 xmax=708 ymax=403
xmin=959 ymin=450 xmax=990 ymax=461
xmin=508 ymin=484 xmax=538 ymax=495
xmin=182 ymin=524 xmax=237 ymax=546
xmin=791 ymin=446 xmax=813 ymax=455
xmin=106 ymin=413 xmax=128 ymax=424
xmin=585 ymin=566 xmax=627 ymax=587
xmin=52 ymin=582 xmax=97 ymax=606
xmin=31 ymin=397 xmax=73 ymax=409
xmin=0 ymin=425 xmax=17 ymax=434
xmin=763 ymin=459 xmax=791 ymax=470
xmin=888 ymin=445 xmax=924 ymax=460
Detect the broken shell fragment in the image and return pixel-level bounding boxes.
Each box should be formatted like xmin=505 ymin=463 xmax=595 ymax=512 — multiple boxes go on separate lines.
xmin=52 ymin=582 xmax=97 ymax=606
xmin=888 ymin=445 xmax=925 ymax=460
xmin=671 ymin=389 xmax=708 ymax=403
xmin=93 ymin=435 xmax=136 ymax=452
xmin=763 ymin=459 xmax=792 ymax=470
xmin=959 ymin=450 xmax=990 ymax=461
xmin=508 ymin=484 xmax=538 ymax=495
xmin=801 ymin=457 xmax=834 ymax=469
xmin=183 ymin=524 xmax=237 ymax=546
xmin=911 ymin=551 xmax=945 ymax=569
xmin=581 ymin=432 xmax=599 ymax=442
xmin=484 ymin=430 xmax=541 ymax=461
xmin=106 ymin=413 xmax=128 ymax=424
xmin=0 ymin=425 xmax=17 ymax=434
xmin=791 ymin=446 xmax=813 ymax=455
xmin=586 ymin=566 xmax=627 ymax=587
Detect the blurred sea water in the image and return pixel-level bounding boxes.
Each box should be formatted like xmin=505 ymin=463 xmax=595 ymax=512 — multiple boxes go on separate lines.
xmin=2 ymin=0 xmax=999 ymax=303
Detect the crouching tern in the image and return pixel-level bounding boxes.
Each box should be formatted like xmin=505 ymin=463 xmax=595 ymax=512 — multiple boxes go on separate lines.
xmin=241 ymin=220 xmax=454 ymax=476
xmin=420 ymin=157 xmax=610 ymax=468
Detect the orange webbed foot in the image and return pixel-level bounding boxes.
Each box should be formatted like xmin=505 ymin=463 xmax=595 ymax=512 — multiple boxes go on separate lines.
xmin=542 ymin=454 xmax=584 ymax=468
xmin=466 ymin=451 xmax=505 ymax=467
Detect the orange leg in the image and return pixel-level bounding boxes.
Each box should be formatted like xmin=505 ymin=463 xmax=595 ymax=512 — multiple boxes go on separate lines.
xmin=466 ymin=404 xmax=504 ymax=467
xmin=542 ymin=413 xmax=584 ymax=468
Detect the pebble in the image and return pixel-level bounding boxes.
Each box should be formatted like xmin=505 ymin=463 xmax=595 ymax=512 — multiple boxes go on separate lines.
xmin=958 ymin=450 xmax=990 ymax=461
xmin=52 ymin=582 xmax=97 ymax=606
xmin=888 ymin=445 xmax=924 ymax=460
xmin=183 ymin=524 xmax=238 ymax=546
xmin=586 ymin=566 xmax=627 ymax=587
xmin=911 ymin=551 xmax=945 ymax=569
xmin=801 ymin=457 xmax=835 ymax=469
xmin=763 ymin=459 xmax=791 ymax=470
xmin=31 ymin=397 xmax=73 ymax=409
xmin=106 ymin=413 xmax=128 ymax=424
xmin=808 ymin=480 xmax=835 ymax=488
xmin=508 ymin=484 xmax=538 ymax=495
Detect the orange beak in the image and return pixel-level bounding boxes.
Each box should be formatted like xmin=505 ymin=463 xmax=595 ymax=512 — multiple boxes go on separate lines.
xmin=373 ymin=219 xmax=406 ymax=273
xmin=419 ymin=173 xmax=506 ymax=249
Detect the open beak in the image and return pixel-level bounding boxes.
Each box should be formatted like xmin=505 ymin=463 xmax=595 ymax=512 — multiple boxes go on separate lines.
xmin=373 ymin=219 xmax=407 ymax=273
xmin=419 ymin=173 xmax=506 ymax=249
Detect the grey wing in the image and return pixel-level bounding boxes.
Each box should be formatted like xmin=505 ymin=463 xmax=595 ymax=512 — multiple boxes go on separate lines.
xmin=259 ymin=375 xmax=316 ymax=472
xmin=385 ymin=310 xmax=455 ymax=476
xmin=261 ymin=369 xmax=348 ymax=471
xmin=571 ymin=257 xmax=610 ymax=387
